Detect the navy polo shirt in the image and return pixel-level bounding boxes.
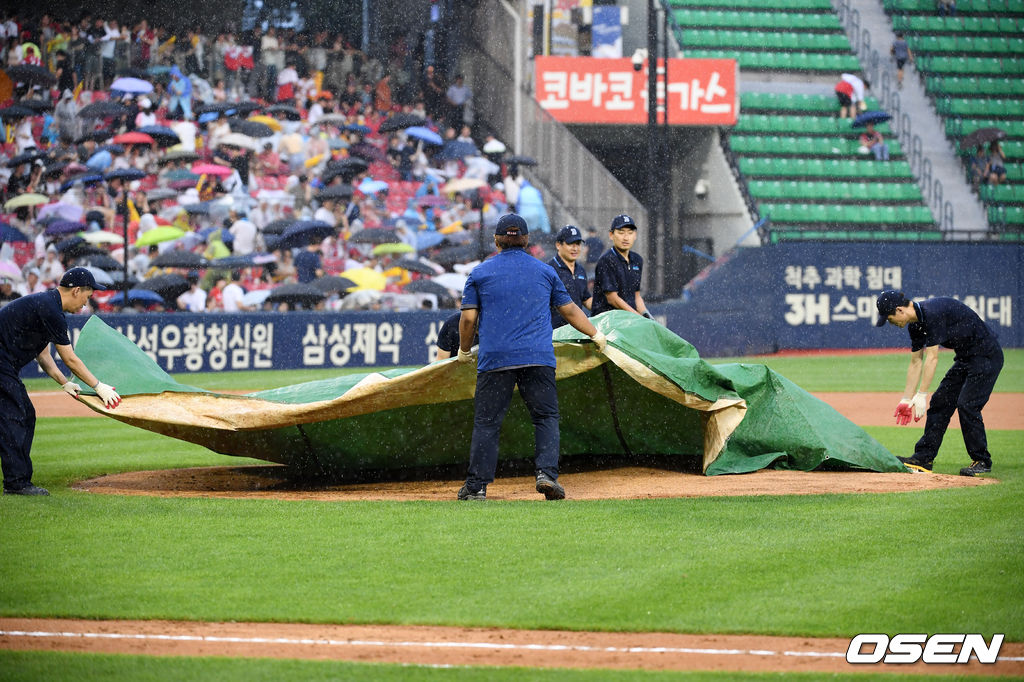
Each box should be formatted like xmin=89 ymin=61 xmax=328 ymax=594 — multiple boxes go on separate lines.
xmin=591 ymin=248 xmax=643 ymax=315
xmin=0 ymin=289 xmax=71 ymax=378
xmin=908 ymin=297 xmax=1000 ymax=359
xmin=548 ymin=255 xmax=589 ymax=328
xmin=294 ymin=249 xmax=321 ymax=283
xmin=461 ymin=248 xmax=571 ymax=372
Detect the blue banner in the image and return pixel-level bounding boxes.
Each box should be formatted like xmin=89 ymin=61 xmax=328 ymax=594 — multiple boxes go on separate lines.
xmin=591 ymin=6 xmax=623 ymax=58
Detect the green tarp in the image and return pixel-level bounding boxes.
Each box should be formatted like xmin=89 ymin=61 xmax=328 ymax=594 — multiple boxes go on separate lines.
xmin=73 ymin=312 xmax=903 ymax=476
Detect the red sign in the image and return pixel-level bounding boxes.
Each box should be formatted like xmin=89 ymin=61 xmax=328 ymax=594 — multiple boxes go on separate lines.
xmin=534 ymin=56 xmax=738 ymax=126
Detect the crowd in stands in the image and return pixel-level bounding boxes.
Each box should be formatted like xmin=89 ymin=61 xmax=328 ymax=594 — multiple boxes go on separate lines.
xmin=0 ymin=12 xmax=576 ymax=315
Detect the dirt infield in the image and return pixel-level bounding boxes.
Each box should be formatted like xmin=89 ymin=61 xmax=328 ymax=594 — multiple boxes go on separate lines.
xmin=1 ymin=618 xmax=1021 ymax=676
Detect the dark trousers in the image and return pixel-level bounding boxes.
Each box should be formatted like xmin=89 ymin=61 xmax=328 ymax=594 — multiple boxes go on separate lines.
xmin=0 ymin=374 xmax=36 ymax=490
xmin=466 ymin=366 xmax=559 ymax=490
xmin=914 ymin=347 xmax=1003 ymax=466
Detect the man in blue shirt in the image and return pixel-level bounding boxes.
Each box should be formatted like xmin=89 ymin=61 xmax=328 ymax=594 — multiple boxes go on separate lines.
xmin=591 ymin=214 xmax=652 ymax=318
xmin=457 ymin=213 xmax=606 ymax=500
xmin=876 ymin=291 xmax=1003 ymax=476
xmin=548 ymin=224 xmax=592 ymax=329
xmin=0 ymin=268 xmax=122 ymax=496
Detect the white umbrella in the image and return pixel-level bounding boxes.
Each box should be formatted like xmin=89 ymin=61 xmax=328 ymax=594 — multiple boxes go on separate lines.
xmin=242 ymin=289 xmax=272 ymax=308
xmin=433 ymin=272 xmax=467 ymax=292
xmin=217 ymin=132 xmax=257 ymax=150
xmin=81 ymin=230 xmax=125 ymax=245
xmin=482 ymin=139 xmax=506 ymax=154
xmin=82 ymin=266 xmax=115 ymax=287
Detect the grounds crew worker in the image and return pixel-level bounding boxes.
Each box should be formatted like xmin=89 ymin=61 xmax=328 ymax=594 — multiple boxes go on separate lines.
xmin=876 ymin=290 xmax=1003 ymax=476
xmin=591 ymin=213 xmax=652 ymax=318
xmin=548 ymin=224 xmax=592 ymax=329
xmin=457 ymin=213 xmax=606 ymax=501
xmin=0 ymin=267 xmax=122 ymax=496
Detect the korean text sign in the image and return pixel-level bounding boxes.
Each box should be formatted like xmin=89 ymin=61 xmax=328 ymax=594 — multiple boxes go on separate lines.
xmin=534 ymin=56 xmax=738 ymax=125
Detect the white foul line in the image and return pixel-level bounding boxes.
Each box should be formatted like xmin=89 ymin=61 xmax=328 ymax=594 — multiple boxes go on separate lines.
xmin=1 ymin=629 xmax=1021 ymax=662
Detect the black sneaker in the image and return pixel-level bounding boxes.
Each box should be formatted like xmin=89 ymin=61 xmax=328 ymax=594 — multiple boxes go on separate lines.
xmin=3 ymin=484 xmax=50 ymax=496
xmin=535 ymin=472 xmax=565 ymax=500
xmin=457 ymin=484 xmax=486 ymax=500
xmin=960 ymin=461 xmax=991 ymax=477
xmin=897 ymin=456 xmax=933 ymax=473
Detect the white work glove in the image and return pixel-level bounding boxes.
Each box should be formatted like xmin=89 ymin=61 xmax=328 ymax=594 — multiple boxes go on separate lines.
xmin=456 ymin=348 xmax=475 ymax=364
xmin=61 ymin=380 xmax=81 ymax=398
xmin=93 ymin=382 xmax=122 ymax=409
xmin=590 ymin=330 xmax=607 ymax=352
xmin=910 ymin=391 xmax=928 ymax=422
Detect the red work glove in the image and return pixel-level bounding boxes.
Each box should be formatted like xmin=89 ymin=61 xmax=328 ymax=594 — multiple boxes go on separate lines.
xmin=894 ymin=399 xmax=913 ymax=426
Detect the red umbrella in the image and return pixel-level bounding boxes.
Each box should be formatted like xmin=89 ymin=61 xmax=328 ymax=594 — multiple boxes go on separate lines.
xmin=191 ymin=163 xmax=233 ymax=177
xmin=112 ymin=132 xmax=155 ymax=146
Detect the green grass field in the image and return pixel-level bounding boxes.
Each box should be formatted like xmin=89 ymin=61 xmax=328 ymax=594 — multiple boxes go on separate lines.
xmin=3 ymin=351 xmax=1022 ymax=680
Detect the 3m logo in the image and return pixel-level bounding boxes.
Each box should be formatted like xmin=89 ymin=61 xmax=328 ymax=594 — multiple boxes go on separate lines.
xmin=846 ymin=634 xmax=1004 ymax=664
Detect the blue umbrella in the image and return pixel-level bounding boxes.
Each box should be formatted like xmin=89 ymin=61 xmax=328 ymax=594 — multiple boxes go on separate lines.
xmin=0 ymin=223 xmax=30 ymax=243
xmin=198 ymin=111 xmax=219 ymax=124
xmin=406 ymin=126 xmax=443 ymax=146
xmin=210 ymin=254 xmax=256 ymax=269
xmin=98 ymin=144 xmax=125 ymax=155
xmin=104 ymin=168 xmax=148 ymax=182
xmin=198 ymin=225 xmax=233 ymax=244
xmin=136 ymin=125 xmax=180 ymax=147
xmin=44 ymin=220 xmax=85 ymax=236
xmin=852 ymin=111 xmax=892 ymax=129
xmin=358 ymin=179 xmax=389 ymax=194
xmin=108 ymin=289 xmax=166 ymax=305
xmin=60 ymin=174 xmax=104 ymax=192
xmin=110 ymin=77 xmax=153 ymax=94
xmin=86 ymin=150 xmax=112 ymax=171
xmin=274 ymin=220 xmax=336 ymax=251
xmin=415 ymin=231 xmax=446 ymax=250
xmin=346 ymin=123 xmax=371 ymax=135
xmin=435 ymin=140 xmax=479 ymax=161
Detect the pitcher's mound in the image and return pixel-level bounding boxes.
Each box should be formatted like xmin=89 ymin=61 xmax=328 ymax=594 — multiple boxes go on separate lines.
xmin=74 ymin=465 xmax=993 ymax=501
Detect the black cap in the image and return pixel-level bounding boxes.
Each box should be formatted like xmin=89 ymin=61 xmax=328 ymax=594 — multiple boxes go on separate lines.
xmin=59 ymin=266 xmax=106 ymax=290
xmin=495 ymin=213 xmax=529 ymax=236
xmin=611 ymin=214 xmax=637 ymax=231
xmin=875 ymin=290 xmax=909 ymax=326
xmin=556 ymin=225 xmax=583 ymax=243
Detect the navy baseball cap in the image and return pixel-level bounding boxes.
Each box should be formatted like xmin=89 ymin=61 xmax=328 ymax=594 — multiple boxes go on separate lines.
xmin=556 ymin=225 xmax=583 ymax=243
xmin=610 ymin=214 xmax=637 ymax=231
xmin=875 ymin=290 xmax=909 ymax=326
xmin=495 ymin=213 xmax=528 ymax=236
xmin=59 ymin=267 xmax=106 ymax=290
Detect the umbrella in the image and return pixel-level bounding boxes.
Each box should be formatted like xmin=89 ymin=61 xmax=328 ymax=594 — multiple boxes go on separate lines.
xmin=135 ymin=226 xmax=186 ymax=246
xmin=150 ymin=251 xmax=209 ymax=269
xmin=443 ymin=177 xmax=487 ymax=194
xmin=260 ymin=219 xmax=293 ymax=236
xmin=266 ymin=104 xmax=302 ymax=120
xmin=483 ymin=139 xmax=507 ymax=154
xmin=98 ymin=144 xmax=125 ymax=155
xmin=228 ymin=118 xmax=274 ymax=138
xmin=340 ymin=267 xmax=387 ymax=291
xmin=248 ymin=115 xmax=282 ymax=133
xmin=317 ymin=113 xmax=348 ymax=126
xmin=191 ymin=163 xmax=233 ymax=177
xmin=60 ymin=173 xmax=104 ymax=192
xmin=232 ymin=101 xmax=263 ymax=117
xmin=194 ymin=102 xmax=236 ymax=116
xmin=852 ymin=111 xmax=892 ymax=128
xmin=86 ymin=150 xmax=112 ymax=171
xmin=961 ymin=127 xmax=1006 ymax=150
xmin=0 ymin=223 xmax=30 ymax=243
xmin=432 ymin=244 xmax=481 ymax=267
xmin=135 ymin=125 xmax=180 ymax=147
xmin=5 ymin=64 xmax=55 ymax=86
xmin=394 ymin=258 xmax=440 ymax=275
xmin=44 ymin=161 xmax=68 ymax=177
xmin=346 ymin=123 xmax=372 ymax=135
xmin=81 ymin=265 xmax=115 ymax=287
xmin=318 ymin=184 xmax=354 ymax=201
xmin=78 ymin=100 xmax=131 ymax=119
xmin=403 ymin=279 xmax=458 ymax=305
xmin=75 ymin=129 xmax=113 ymax=144
xmin=110 ymin=76 xmax=153 ymax=94
xmin=145 ymin=187 xmax=179 ymax=202
xmin=242 ymin=289 xmax=272 ymax=308
xmin=414 ymin=232 xmax=447 ymax=250
xmin=81 ymin=230 xmax=125 ymax=245
xmin=112 ymin=131 xmax=155 ymax=146
xmin=265 ymin=282 xmax=327 ymax=306
xmin=505 ymin=154 xmax=539 ymax=166
xmin=358 ymin=179 xmax=389 ymax=194
xmin=6 ymin=149 xmax=48 ymax=167
xmin=55 ymin=236 xmax=86 ymax=253
xmin=104 ymin=168 xmax=149 ymax=182
xmin=16 ymin=99 xmax=51 ymax=114
xmin=109 ymin=289 xmax=166 ymax=306
xmin=73 ymin=254 xmax=123 ymax=271
xmin=157 ymin=150 xmax=200 ymax=165
xmin=5 ymin=193 xmax=49 ymax=209
xmin=216 ymin=132 xmax=257 ymax=150
xmin=274 ymin=220 xmax=336 ymax=251
xmin=0 ymin=105 xmax=35 ymax=121
xmin=209 ymin=254 xmax=258 ymax=269
xmin=378 ymin=113 xmax=429 ymax=132
xmin=348 ymin=228 xmax=399 ymax=244
xmin=405 ymin=126 xmax=443 ymax=146
xmin=435 ymin=140 xmax=478 ymax=161
xmin=349 ymin=142 xmax=385 ymax=162
xmin=0 ymin=260 xmax=23 ymax=281
xmin=433 ymin=272 xmax=468 ymax=291
xmin=104 ymin=270 xmax=138 ymax=290
xmin=372 ymin=242 xmax=414 ymax=256
xmin=311 ymin=275 xmax=358 ymax=294
xmin=136 ymin=273 xmax=191 ymax=300
xmin=329 ymin=137 xmax=351 ymax=150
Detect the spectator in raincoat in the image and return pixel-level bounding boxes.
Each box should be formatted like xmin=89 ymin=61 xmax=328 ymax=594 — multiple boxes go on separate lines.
xmin=515 ymin=179 xmax=551 ymax=234
xmin=168 ymin=65 xmax=193 ymax=121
